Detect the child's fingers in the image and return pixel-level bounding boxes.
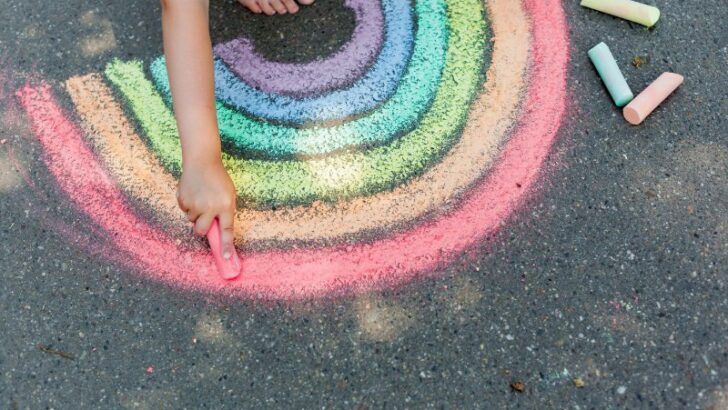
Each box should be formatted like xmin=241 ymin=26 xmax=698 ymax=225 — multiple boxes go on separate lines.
xmin=186 ymin=209 xmax=202 ymax=223
xmin=217 ymin=211 xmax=236 ymax=259
xmin=176 ymin=190 xmax=188 ymax=212
xmin=194 ymin=213 xmax=215 ymax=236
xmin=298 ymin=0 xmax=314 ymax=5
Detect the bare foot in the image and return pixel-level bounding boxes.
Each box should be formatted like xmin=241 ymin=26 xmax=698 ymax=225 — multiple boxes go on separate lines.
xmin=238 ymin=0 xmax=314 ymax=15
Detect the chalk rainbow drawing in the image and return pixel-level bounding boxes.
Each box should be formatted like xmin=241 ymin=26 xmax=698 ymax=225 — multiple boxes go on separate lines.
xmin=16 ymin=0 xmax=569 ymax=299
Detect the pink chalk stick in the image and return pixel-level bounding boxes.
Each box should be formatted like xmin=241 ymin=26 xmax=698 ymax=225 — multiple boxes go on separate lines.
xmin=206 ymin=219 xmax=242 ymax=280
xmin=623 ymin=72 xmax=684 ymax=125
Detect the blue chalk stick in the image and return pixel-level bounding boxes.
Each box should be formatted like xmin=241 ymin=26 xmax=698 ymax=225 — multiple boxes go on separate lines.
xmin=588 ymin=42 xmax=634 ymax=107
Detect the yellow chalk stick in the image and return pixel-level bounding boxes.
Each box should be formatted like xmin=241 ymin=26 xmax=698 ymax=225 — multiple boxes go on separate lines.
xmin=581 ymin=0 xmax=660 ymax=27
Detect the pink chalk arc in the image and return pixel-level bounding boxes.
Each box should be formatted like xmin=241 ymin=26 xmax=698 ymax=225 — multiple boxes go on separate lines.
xmin=18 ymin=0 xmax=569 ymax=299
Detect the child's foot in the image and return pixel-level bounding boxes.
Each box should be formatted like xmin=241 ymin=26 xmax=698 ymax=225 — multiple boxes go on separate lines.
xmin=238 ymin=0 xmax=314 ymax=15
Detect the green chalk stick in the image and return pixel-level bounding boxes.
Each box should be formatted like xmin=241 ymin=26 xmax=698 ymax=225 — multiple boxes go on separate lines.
xmin=581 ymin=0 xmax=660 ymax=28
xmin=588 ymin=42 xmax=634 ymax=107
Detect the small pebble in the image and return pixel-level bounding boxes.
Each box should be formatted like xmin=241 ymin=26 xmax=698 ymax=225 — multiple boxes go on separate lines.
xmin=631 ymin=56 xmax=647 ymax=68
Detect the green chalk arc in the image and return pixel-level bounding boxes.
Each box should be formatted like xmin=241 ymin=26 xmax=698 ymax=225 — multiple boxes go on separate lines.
xmin=104 ymin=0 xmax=486 ymax=209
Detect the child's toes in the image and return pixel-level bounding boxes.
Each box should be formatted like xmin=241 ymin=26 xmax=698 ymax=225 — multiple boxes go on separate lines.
xmin=282 ymin=0 xmax=299 ymax=13
xmin=258 ymin=0 xmax=277 ymax=15
xmin=238 ymin=0 xmax=262 ymax=13
xmin=248 ymin=1 xmax=262 ymax=13
xmin=240 ymin=0 xmax=311 ymax=15
xmin=269 ymin=0 xmax=288 ymax=14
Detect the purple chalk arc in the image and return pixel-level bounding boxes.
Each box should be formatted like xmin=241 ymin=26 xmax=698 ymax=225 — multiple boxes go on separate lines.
xmin=214 ymin=0 xmax=384 ymax=97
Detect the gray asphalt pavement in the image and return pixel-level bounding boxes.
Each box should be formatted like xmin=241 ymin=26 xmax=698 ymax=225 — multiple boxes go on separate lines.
xmin=1 ymin=0 xmax=727 ymax=408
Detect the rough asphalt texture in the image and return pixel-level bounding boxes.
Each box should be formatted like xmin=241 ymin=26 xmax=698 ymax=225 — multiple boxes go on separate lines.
xmin=1 ymin=0 xmax=727 ymax=408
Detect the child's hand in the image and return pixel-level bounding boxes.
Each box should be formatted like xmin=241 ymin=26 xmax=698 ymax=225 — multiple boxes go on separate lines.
xmin=177 ymin=158 xmax=237 ymax=258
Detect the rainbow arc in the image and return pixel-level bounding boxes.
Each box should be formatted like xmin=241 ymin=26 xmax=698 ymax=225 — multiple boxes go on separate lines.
xmin=17 ymin=0 xmax=569 ymax=299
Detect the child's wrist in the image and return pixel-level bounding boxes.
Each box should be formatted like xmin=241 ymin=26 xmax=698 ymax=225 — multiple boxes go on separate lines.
xmin=175 ymin=109 xmax=224 ymax=172
xmin=180 ymin=127 xmax=223 ymax=170
xmin=182 ymin=146 xmax=223 ymax=171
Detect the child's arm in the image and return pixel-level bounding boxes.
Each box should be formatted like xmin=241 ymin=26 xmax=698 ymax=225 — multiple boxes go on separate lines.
xmin=161 ymin=0 xmax=237 ymax=259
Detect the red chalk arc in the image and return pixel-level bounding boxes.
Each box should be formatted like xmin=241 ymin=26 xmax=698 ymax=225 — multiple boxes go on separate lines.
xmin=17 ymin=0 xmax=569 ymax=299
